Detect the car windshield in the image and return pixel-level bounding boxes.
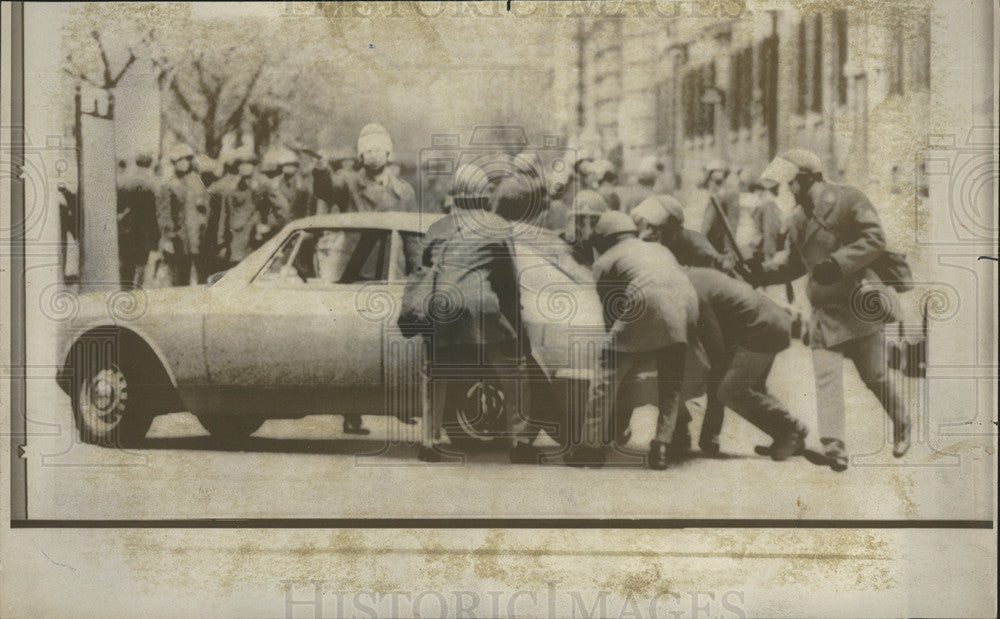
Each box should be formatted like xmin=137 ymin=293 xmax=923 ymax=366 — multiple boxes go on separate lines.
xmin=254 ymin=228 xmax=389 ymax=285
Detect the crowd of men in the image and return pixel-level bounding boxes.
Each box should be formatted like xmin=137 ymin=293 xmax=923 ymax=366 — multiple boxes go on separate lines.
xmin=398 ymin=144 xmax=912 ymax=474
xmin=105 ymin=121 xmax=913 ymax=473
xmin=112 ymin=123 xmax=416 ymax=289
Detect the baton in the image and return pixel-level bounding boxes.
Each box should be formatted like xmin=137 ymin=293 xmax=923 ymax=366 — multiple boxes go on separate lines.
xmin=708 ymin=194 xmax=759 ymax=285
xmin=708 ymin=194 xmax=747 ymax=265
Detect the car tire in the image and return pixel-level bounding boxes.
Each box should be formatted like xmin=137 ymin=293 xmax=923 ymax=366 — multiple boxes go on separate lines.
xmin=71 ymin=354 xmax=153 ymax=448
xmin=443 ymin=380 xmax=506 ymax=448
xmin=197 ymin=415 xmax=266 ymax=440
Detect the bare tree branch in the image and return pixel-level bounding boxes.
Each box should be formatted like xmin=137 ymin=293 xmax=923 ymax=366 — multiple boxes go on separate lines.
xmin=91 ymin=30 xmax=113 ymax=86
xmin=221 ymin=66 xmax=263 ymax=135
xmin=62 ymin=58 xmax=103 ymax=89
xmin=169 ymin=77 xmax=203 ymax=122
xmin=108 ymin=51 xmax=137 ymax=88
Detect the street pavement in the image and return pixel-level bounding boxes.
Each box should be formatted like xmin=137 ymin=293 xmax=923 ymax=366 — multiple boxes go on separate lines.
xmin=22 ymin=341 xmax=993 ymax=521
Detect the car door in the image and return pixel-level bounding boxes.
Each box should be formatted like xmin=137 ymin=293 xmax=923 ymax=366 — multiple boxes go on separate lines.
xmin=203 ymin=227 xmax=391 ymax=416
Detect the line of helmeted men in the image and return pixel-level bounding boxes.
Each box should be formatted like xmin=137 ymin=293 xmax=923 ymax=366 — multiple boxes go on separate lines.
xmin=109 ymin=123 xmax=418 ymax=290
xmin=402 ymin=149 xmax=913 ymax=472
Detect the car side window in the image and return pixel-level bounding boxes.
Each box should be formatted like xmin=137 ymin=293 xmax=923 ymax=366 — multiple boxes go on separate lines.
xmin=399 ymin=231 xmax=426 ymax=276
xmin=254 ymin=228 xmax=389 ymax=286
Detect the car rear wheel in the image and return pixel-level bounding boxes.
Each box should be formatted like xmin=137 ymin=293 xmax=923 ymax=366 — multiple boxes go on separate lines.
xmin=197 ymin=415 xmax=266 ymax=440
xmin=443 ymin=380 xmax=506 ymax=447
xmin=72 ymin=359 xmax=152 ymax=447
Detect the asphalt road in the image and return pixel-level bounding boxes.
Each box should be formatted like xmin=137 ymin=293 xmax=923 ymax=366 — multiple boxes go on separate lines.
xmin=23 ymin=342 xmax=993 ymax=521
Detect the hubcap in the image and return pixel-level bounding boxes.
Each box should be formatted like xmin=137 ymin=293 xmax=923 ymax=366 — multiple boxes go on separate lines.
xmin=79 ymin=365 xmax=128 ymax=433
xmin=455 ymin=382 xmax=504 ymax=440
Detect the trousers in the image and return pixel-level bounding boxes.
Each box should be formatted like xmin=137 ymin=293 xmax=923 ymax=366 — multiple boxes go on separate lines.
xmin=811 ymin=329 xmax=908 ymax=444
xmin=699 ymin=350 xmax=795 ymax=441
xmin=583 ymin=344 xmax=688 ymax=448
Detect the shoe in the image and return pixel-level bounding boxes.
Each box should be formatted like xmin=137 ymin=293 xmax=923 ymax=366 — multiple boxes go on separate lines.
xmin=509 ymin=442 xmax=541 ymax=465
xmin=892 ymin=420 xmax=911 ymax=458
xmin=699 ymin=436 xmax=721 ymax=457
xmin=417 ymin=445 xmax=443 ymax=463
xmin=647 ymin=439 xmax=674 ymax=470
xmin=565 ymin=446 xmax=606 ymax=468
xmin=820 ymin=438 xmax=848 ymax=472
xmin=343 ymin=416 xmax=371 ymax=436
xmin=769 ymin=423 xmax=808 ymax=461
xmin=671 ymin=422 xmax=692 ymax=453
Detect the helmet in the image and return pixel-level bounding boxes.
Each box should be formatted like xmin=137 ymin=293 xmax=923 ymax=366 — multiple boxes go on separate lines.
xmin=588 ymin=159 xmax=617 ymax=183
xmin=357 ymin=123 xmax=393 ymax=155
xmin=450 ymin=164 xmax=490 ymax=199
xmin=512 ymin=152 xmax=541 ymax=178
xmin=326 ymin=146 xmax=356 ymax=163
xmin=636 ymin=156 xmax=664 ymax=182
xmin=492 ymin=176 xmax=542 ymax=223
xmin=633 ymin=195 xmax=684 ymax=228
xmin=262 ymin=146 xmax=297 ymax=173
xmin=168 ymin=143 xmax=195 ymax=163
xmin=762 ymin=149 xmax=823 ymax=185
xmin=594 ymin=210 xmax=637 ymax=238
xmin=194 ymin=154 xmax=218 ymax=175
xmin=232 ymin=145 xmax=258 ymax=165
xmin=704 ymin=158 xmax=729 ymax=175
xmin=571 ymin=190 xmax=609 ymax=217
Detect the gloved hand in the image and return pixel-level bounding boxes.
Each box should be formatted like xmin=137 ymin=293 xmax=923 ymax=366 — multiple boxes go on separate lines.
xmin=811 ymin=258 xmax=842 ymax=285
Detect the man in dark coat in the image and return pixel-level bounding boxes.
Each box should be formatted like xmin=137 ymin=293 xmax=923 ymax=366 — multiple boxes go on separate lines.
xmin=116 ymin=152 xmax=160 ymax=288
xmin=312 ymin=123 xmax=417 ymax=213
xmin=159 ymin=144 xmax=209 ymax=285
xmin=758 ymin=149 xmax=911 ymax=471
xmin=415 ymin=166 xmax=535 ymax=464
xmin=678 ymin=267 xmax=809 ymax=459
xmin=575 ymin=211 xmax=700 ymax=469
xmin=630 ymin=194 xmax=737 ymax=277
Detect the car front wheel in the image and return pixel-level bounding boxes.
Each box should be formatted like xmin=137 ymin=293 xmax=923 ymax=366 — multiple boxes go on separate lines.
xmin=72 ymin=359 xmax=152 ymax=447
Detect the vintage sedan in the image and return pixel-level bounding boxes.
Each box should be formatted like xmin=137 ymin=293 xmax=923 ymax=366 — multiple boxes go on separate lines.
xmin=56 ymin=212 xmax=607 ymax=447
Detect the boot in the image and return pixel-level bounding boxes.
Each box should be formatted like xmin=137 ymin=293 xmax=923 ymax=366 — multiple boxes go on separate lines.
xmin=647 ymin=439 xmax=674 ymax=471
xmin=417 ymin=445 xmax=443 ymax=463
xmin=893 ymin=419 xmax=911 ymax=458
xmin=768 ymin=422 xmax=807 ymax=461
xmin=820 ymin=437 xmax=848 ymax=472
xmin=509 ymin=442 xmax=541 ymax=465
xmin=343 ymin=414 xmax=370 ymax=436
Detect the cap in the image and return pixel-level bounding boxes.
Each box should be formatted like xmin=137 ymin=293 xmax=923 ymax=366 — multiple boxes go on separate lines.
xmin=262 ymin=146 xmax=297 ymax=172
xmin=594 ymin=210 xmax=638 ymax=237
xmin=762 ymin=149 xmax=823 ymax=184
xmin=357 ymin=123 xmax=393 ymax=155
xmin=571 ymin=189 xmax=609 ymax=216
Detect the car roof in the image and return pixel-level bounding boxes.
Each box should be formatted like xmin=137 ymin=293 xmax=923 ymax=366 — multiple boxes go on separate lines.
xmin=288 ymin=211 xmax=446 ymax=234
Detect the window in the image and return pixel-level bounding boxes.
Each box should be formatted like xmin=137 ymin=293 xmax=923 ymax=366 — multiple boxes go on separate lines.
xmin=797 ymin=19 xmax=808 ymax=114
xmin=730 ymin=46 xmax=753 ymax=131
xmin=834 ymin=9 xmax=848 ymax=106
xmin=255 ymin=228 xmax=389 ymax=286
xmin=890 ymin=27 xmax=905 ymax=95
xmin=702 ymin=61 xmax=716 ymax=135
xmin=911 ymin=11 xmax=931 ymax=90
xmin=811 ymin=13 xmax=824 ymax=112
xmin=399 ymin=231 xmax=426 ymax=276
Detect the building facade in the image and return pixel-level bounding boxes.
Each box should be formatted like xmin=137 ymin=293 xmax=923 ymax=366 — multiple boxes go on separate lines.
xmin=569 ymin=4 xmax=933 ymax=239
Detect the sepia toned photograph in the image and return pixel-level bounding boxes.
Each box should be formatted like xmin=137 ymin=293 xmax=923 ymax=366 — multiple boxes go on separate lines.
xmin=1 ymin=1 xmax=996 ymax=617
